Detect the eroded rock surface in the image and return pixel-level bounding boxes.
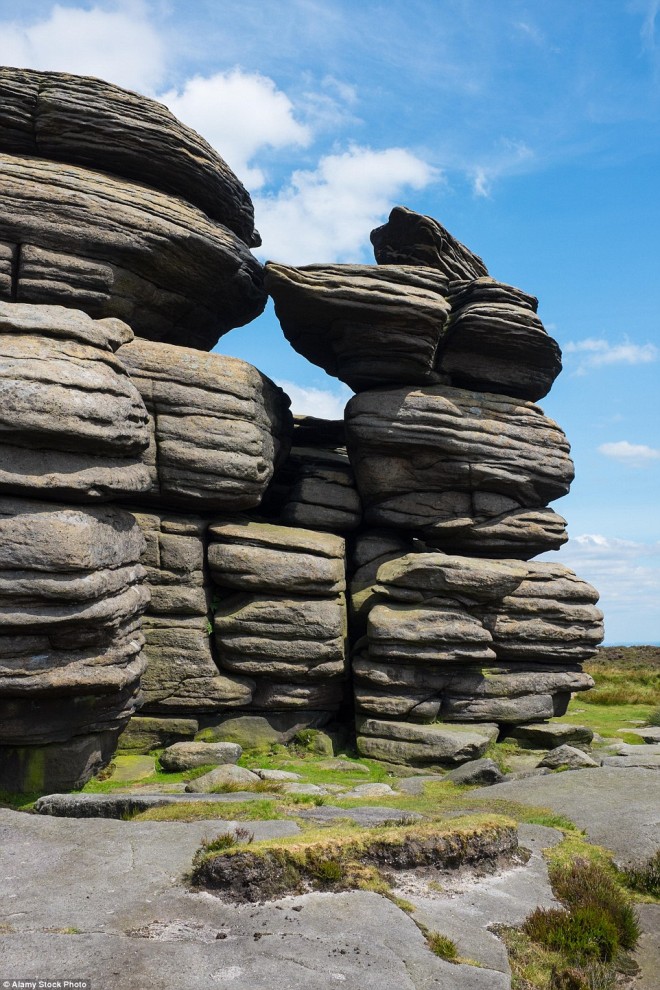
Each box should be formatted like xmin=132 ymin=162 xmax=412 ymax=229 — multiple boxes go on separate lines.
xmin=0 ymin=496 xmax=149 ymax=791
xmin=352 ymin=552 xmax=601 ymax=747
xmin=118 ymin=339 xmax=292 ymax=510
xmin=266 ymin=262 xmax=451 ymax=390
xmin=209 ymin=519 xmax=348 ymax=716
xmin=0 ymin=67 xmax=258 ymax=244
xmin=0 ymin=302 xmax=150 ymax=500
xmin=0 ymin=155 xmax=266 ymax=348
xmin=345 ymin=384 xmax=573 ymax=557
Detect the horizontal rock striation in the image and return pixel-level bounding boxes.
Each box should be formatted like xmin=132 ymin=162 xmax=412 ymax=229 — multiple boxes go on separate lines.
xmin=345 ymin=384 xmax=572 ymax=557
xmin=117 ymin=339 xmax=292 ymax=510
xmin=0 ymin=496 xmax=150 ymax=790
xmin=352 ymin=552 xmax=601 ymax=748
xmin=129 ymin=510 xmax=253 ymax=716
xmin=439 ymin=277 xmax=562 ymax=402
xmin=209 ymin=519 xmax=348 ymax=715
xmin=0 ymin=301 xmax=151 ymax=500
xmin=0 ymin=67 xmax=258 ymax=245
xmin=0 ymin=154 xmax=266 ymax=348
xmin=262 ymin=416 xmax=362 ymax=533
xmin=265 ymin=262 xmax=451 ymax=390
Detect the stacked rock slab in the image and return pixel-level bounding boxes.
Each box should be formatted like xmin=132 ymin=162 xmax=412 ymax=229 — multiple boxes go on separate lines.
xmin=261 ymin=415 xmax=362 ymax=533
xmin=0 ymin=69 xmax=294 ymax=789
xmin=206 ymin=518 xmax=348 ymax=734
xmin=0 ymin=303 xmax=151 ymax=791
xmin=266 ymin=206 xmax=604 ymax=767
xmin=0 ymin=67 xmax=266 ymax=349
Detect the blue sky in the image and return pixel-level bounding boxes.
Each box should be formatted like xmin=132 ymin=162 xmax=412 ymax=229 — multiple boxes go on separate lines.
xmin=0 ymin=0 xmax=658 ymax=643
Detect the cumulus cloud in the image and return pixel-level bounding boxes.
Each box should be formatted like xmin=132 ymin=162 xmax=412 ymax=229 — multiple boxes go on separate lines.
xmin=0 ymin=3 xmax=165 ymax=93
xmin=540 ymin=533 xmax=660 ymax=642
xmin=563 ymin=336 xmax=658 ymax=374
xmin=254 ymin=145 xmax=437 ymax=264
xmin=598 ymin=440 xmax=660 ymax=466
xmin=160 ymin=70 xmax=311 ymax=190
xmin=277 ymin=380 xmax=353 ymax=420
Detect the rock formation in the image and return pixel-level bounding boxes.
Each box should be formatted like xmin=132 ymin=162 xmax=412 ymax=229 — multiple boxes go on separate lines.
xmin=0 ymin=68 xmax=603 ymax=790
xmin=0 ymin=68 xmax=266 ymax=349
xmin=117 ymin=339 xmax=292 ymax=510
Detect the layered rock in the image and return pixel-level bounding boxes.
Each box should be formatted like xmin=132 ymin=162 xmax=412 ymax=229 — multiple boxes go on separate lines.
xmin=345 ymin=384 xmax=572 ymax=557
xmin=263 ymin=416 xmax=362 ymax=533
xmin=439 ymin=278 xmax=562 ymax=402
xmin=129 ymin=510 xmax=253 ymax=716
xmin=371 ymin=206 xmax=488 ymax=280
xmin=0 ymin=67 xmax=258 ymax=246
xmin=208 ymin=519 xmax=348 ymax=716
xmin=352 ymin=552 xmax=601 ymax=751
xmin=0 ymin=301 xmax=150 ymax=500
xmin=0 ymin=154 xmax=266 ymax=348
xmin=0 ymin=496 xmax=150 ymax=790
xmin=265 ymin=262 xmax=451 ymax=390
xmin=117 ymin=339 xmax=292 ymax=510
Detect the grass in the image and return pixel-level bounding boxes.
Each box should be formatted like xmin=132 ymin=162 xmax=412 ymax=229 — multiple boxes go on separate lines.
xmin=582 ymin=659 xmax=660 ymax=707
xmin=556 ymin=697 xmax=656 ymax=740
xmin=425 ymin=931 xmax=459 ymax=961
xmin=502 ymin=832 xmax=643 ymax=989
xmin=191 ymin=814 xmax=518 ymax=903
xmin=618 ymin=849 xmax=660 ymax=898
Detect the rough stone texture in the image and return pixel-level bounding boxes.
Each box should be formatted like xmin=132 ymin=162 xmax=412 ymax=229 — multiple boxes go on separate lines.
xmin=159 ymin=741 xmax=242 ymax=772
xmin=507 ymin=722 xmax=594 ymax=748
xmin=0 ymin=67 xmax=258 ymax=245
xmin=345 ymin=384 xmax=573 ymax=557
xmin=371 ymin=205 xmax=489 ymax=280
xmin=0 ymin=154 xmax=266 ymax=349
xmin=352 ymin=552 xmax=600 ymax=735
xmin=0 ymin=496 xmax=149 ymax=792
xmin=209 ymin=519 xmax=348 ymax=715
xmin=129 ymin=510 xmax=254 ymax=716
xmin=263 ymin=416 xmax=362 ymax=533
xmin=208 ymin=517 xmax=345 ymax=595
xmin=117 ymin=716 xmax=198 ymax=753
xmin=118 ymin=340 xmax=292 ymax=510
xmin=445 ymin=758 xmax=505 ymax=786
xmin=0 ymin=805 xmax=511 ymax=989
xmin=265 ymin=262 xmax=451 ymax=390
xmin=195 ymin=712 xmax=334 ymax=749
xmin=0 ymin=302 xmax=151 ymax=500
xmin=184 ymin=763 xmax=259 ymax=791
xmin=538 ymin=745 xmax=601 ymax=769
xmin=438 ymin=277 xmax=562 ymax=401
xmin=356 ymin=717 xmax=499 ymax=767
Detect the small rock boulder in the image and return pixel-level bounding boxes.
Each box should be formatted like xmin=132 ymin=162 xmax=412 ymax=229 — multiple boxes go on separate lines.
xmin=254 ymin=769 xmax=302 ymax=781
xmin=446 ymin=758 xmax=504 ymax=786
xmin=159 ymin=741 xmax=242 ymax=772
xmin=341 ymin=783 xmax=396 ymax=798
xmin=185 ymin=764 xmax=260 ymax=792
xmin=508 ymin=723 xmax=594 ymax=749
xmin=538 ymin=745 xmax=600 ymax=770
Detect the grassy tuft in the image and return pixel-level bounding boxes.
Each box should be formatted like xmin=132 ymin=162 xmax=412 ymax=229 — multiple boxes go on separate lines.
xmin=523 ymin=905 xmax=619 ymax=963
xmin=619 ymin=849 xmax=660 ymax=898
xmin=426 ymin=931 xmax=459 ymax=961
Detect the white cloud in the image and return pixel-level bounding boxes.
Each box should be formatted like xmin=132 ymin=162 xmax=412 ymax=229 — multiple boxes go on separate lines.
xmin=540 ymin=533 xmax=660 ymax=643
xmin=254 ymin=144 xmax=437 ymax=264
xmin=564 ymin=336 xmax=658 ymax=374
xmin=470 ymin=139 xmax=535 ymax=197
xmin=0 ymin=3 xmax=165 ymax=93
xmin=277 ymin=380 xmax=352 ymax=420
xmin=598 ymin=440 xmax=660 ymax=466
xmin=160 ymin=70 xmax=311 ymax=190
